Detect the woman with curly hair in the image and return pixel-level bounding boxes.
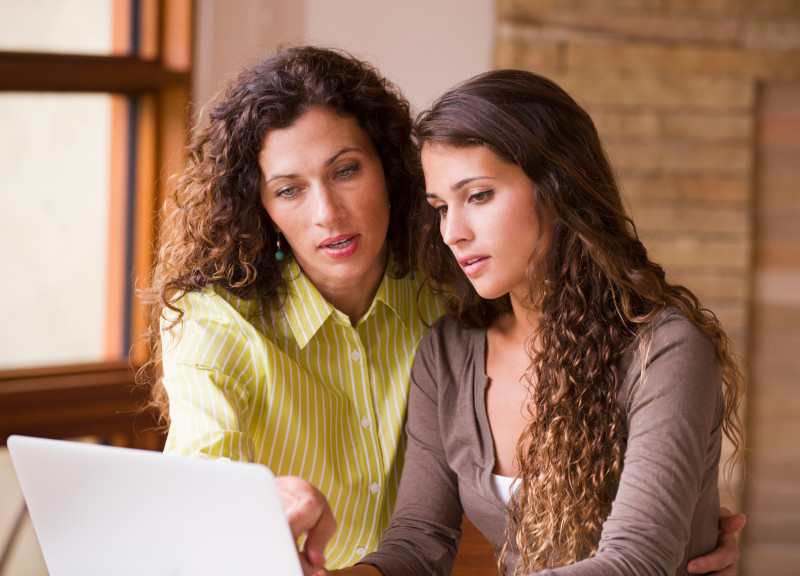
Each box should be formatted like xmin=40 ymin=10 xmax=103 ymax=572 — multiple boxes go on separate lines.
xmin=349 ymin=70 xmax=746 ymax=576
xmin=146 ymin=46 xmax=740 ymax=575
xmin=146 ymin=45 xmax=445 ymax=572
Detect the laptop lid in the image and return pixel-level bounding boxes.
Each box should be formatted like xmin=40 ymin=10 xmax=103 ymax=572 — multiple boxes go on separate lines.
xmin=7 ymin=435 xmax=303 ymax=576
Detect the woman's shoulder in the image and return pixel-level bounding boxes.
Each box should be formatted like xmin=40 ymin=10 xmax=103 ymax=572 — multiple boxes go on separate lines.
xmin=619 ymin=307 xmax=722 ymax=406
xmin=648 ymin=307 xmax=716 ymax=355
xmin=413 ymin=315 xmax=486 ymax=401
xmin=418 ymin=314 xmax=484 ymax=368
xmin=428 ymin=313 xmax=480 ymax=343
xmin=164 ymin=284 xmax=265 ymax=325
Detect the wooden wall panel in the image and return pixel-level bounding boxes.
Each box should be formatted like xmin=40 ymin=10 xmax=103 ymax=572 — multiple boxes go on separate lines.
xmin=744 ymin=82 xmax=800 ymax=575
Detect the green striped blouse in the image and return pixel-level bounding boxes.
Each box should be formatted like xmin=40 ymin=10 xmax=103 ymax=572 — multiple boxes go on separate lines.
xmin=161 ymin=258 xmax=445 ymax=568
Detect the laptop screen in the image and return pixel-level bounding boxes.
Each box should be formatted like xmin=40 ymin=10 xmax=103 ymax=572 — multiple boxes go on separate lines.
xmin=8 ymin=435 xmax=303 ymax=576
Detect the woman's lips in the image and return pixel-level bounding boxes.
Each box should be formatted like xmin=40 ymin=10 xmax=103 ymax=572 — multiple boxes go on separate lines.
xmin=458 ymin=255 xmax=489 ymax=276
xmin=319 ymin=234 xmax=360 ymax=259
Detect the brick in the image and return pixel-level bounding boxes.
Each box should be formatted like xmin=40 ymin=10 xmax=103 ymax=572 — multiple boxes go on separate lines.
xmin=665 ymin=269 xmax=750 ymax=300
xmin=749 ymin=425 xmax=800 ymax=459
xmin=760 ymin=83 xmax=800 ymax=112
xmin=643 ymin=236 xmax=751 ymax=269
xmin=754 ymin=242 xmax=800 ymax=269
xmin=566 ymin=40 xmax=800 ymax=80
xmin=744 ymin=19 xmax=800 ymax=50
xmin=499 ymin=0 xmax=558 ymax=16
xmin=628 ymin=199 xmax=751 ymax=234
xmin=749 ymin=389 xmax=800 ymax=421
xmin=536 ymin=0 xmax=800 ymax=17
xmin=757 ymin=148 xmax=800 ymax=178
xmin=494 ymin=31 xmax=563 ymax=71
xmin=748 ymin=369 xmax=800 ymax=392
xmin=589 ymin=108 xmax=753 ymax=142
xmin=751 ymin=348 xmax=800 ymax=377
xmin=754 ymin=177 xmax=800 ymax=207
xmin=751 ymin=302 xmax=800 ymax=333
xmin=733 ymin=0 xmax=800 ymax=16
xmin=758 ymin=114 xmax=800 ymax=148
xmin=542 ymin=70 xmax=755 ymax=109
xmin=497 ymin=7 xmax=740 ymax=43
xmin=620 ymin=175 xmax=751 ymax=203
xmin=750 ymin=308 xmax=800 ymax=372
xmin=744 ymin=543 xmax=800 ymax=575
xmin=605 ymin=141 xmax=753 ymax=174
xmin=756 ymin=206 xmax=800 ymax=241
xmin=746 ymin=481 xmax=800 ymax=519
xmin=753 ymin=356 xmax=800 ymax=381
xmin=754 ymin=270 xmax=800 ymax=306
xmin=708 ymin=300 xmax=749 ymax=332
xmin=725 ymin=331 xmax=748 ymax=359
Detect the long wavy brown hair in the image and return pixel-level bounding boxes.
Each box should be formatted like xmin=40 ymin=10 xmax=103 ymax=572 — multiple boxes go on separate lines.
xmin=414 ymin=69 xmax=744 ymax=574
xmin=142 ymin=45 xmax=424 ymax=422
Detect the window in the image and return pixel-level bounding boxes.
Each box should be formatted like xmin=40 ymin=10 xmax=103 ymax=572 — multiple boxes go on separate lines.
xmin=0 ymin=0 xmax=192 ymax=446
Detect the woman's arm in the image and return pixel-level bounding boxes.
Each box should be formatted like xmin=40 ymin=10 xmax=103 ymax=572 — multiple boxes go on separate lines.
xmin=687 ymin=508 xmax=745 ymax=576
xmin=531 ymin=312 xmax=728 ymax=576
xmin=164 ymin=292 xmax=344 ymax=574
xmin=160 ymin=290 xmax=257 ymax=460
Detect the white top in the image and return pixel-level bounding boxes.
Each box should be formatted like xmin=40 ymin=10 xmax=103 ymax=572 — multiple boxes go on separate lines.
xmin=490 ymin=473 xmax=519 ymax=504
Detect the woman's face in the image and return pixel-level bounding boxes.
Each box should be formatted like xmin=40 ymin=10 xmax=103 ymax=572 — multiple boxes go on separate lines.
xmin=259 ymin=108 xmax=390 ymax=296
xmin=421 ymin=143 xmax=545 ymax=302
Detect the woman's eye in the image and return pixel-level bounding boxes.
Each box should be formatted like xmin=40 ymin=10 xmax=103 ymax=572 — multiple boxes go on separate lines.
xmin=470 ymin=189 xmax=493 ymax=204
xmin=276 ymin=185 xmax=300 ymax=199
xmin=433 ymin=204 xmax=448 ymax=217
xmin=336 ymin=164 xmax=359 ymax=179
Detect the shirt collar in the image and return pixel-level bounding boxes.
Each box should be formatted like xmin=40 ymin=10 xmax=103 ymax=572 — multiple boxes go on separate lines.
xmin=281 ymin=257 xmax=418 ymax=348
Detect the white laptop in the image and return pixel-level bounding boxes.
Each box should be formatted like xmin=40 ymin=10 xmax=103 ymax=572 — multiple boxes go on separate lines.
xmin=7 ymin=435 xmax=303 ymax=576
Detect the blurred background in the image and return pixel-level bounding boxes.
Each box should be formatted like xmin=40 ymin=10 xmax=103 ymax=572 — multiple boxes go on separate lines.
xmin=0 ymin=1 xmax=798 ymax=574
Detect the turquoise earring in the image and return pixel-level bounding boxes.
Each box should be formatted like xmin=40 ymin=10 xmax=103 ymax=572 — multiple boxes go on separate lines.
xmin=275 ymin=235 xmax=285 ymax=261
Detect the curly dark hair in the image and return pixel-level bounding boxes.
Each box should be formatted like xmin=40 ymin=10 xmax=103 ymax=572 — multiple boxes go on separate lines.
xmin=143 ymin=45 xmax=423 ymax=421
xmin=414 ymin=69 xmax=744 ymax=573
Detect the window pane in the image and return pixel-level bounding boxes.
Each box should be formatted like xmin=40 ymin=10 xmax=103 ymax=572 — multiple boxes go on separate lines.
xmin=0 ymin=93 xmax=124 ymax=369
xmin=0 ymin=0 xmax=120 ymax=56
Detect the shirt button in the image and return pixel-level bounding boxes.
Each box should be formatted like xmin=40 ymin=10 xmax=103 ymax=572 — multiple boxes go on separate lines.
xmin=360 ymin=416 xmax=371 ymax=428
xmin=356 ymin=546 xmax=366 ymax=555
xmin=350 ymin=350 xmax=361 ymax=361
xmin=370 ymin=482 xmax=380 ymax=495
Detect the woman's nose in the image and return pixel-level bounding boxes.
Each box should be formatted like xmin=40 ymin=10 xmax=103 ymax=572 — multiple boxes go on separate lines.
xmin=441 ymin=209 xmax=470 ymax=246
xmin=312 ymin=184 xmax=346 ymax=225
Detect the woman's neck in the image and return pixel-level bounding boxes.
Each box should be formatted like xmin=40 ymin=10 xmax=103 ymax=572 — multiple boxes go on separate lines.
xmin=505 ymin=290 xmax=540 ymax=340
xmin=323 ymin=279 xmax=381 ymax=326
xmin=485 ymin=298 xmax=540 ymax=478
xmin=310 ymin=249 xmax=387 ymax=326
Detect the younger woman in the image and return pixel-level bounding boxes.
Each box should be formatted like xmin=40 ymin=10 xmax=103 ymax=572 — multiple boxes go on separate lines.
xmin=355 ymin=69 xmax=744 ymax=575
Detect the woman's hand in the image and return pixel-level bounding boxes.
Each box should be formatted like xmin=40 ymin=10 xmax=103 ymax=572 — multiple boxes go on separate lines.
xmin=687 ymin=507 xmax=746 ymax=575
xmin=275 ymin=475 xmax=337 ymax=575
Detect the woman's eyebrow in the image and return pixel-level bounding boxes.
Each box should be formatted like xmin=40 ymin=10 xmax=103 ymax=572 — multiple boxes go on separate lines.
xmin=426 ymin=176 xmax=491 ymax=198
xmin=451 ymin=176 xmax=487 ymax=191
xmin=265 ymin=147 xmax=362 ymax=183
xmin=325 ymin=147 xmax=361 ymax=167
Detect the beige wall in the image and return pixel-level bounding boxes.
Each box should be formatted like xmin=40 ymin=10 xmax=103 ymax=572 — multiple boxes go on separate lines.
xmin=192 ymin=0 xmax=494 ymax=115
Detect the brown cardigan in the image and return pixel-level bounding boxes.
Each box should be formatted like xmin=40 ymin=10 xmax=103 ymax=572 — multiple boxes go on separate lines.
xmin=361 ymin=309 xmax=723 ymax=575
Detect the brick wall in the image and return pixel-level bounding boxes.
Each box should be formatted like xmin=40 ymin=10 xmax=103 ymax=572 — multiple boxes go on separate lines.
xmin=494 ymin=1 xmax=800 ymax=574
